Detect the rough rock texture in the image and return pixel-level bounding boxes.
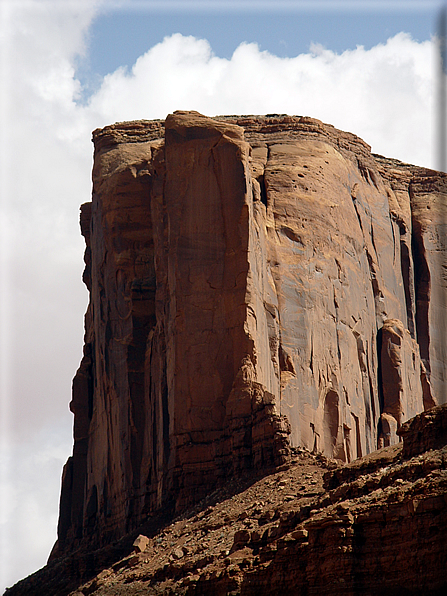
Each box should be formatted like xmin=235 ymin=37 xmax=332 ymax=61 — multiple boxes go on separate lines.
xmin=398 ymin=402 xmax=447 ymax=458
xmin=50 ymin=112 xmax=446 ymax=560
xmin=379 ymin=318 xmax=435 ymax=446
xmin=7 ymin=404 xmax=447 ymax=595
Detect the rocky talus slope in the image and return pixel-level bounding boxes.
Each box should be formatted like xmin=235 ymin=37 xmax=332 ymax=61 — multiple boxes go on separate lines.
xmin=6 ymin=404 xmax=447 ymax=595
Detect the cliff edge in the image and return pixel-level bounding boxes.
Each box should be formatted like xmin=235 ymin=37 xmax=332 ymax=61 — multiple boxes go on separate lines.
xmin=51 ymin=111 xmax=446 ymax=560
xmin=6 ymin=111 xmax=447 ymax=596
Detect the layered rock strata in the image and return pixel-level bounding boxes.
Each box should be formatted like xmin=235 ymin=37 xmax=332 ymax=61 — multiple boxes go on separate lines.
xmin=8 ymin=404 xmax=447 ymax=596
xmin=54 ymin=112 xmax=447 ymax=558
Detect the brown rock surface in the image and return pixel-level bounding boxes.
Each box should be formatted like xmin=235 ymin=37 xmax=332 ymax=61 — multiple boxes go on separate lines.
xmin=7 ymin=404 xmax=447 ymax=595
xmin=7 ymin=113 xmax=447 ymax=596
xmin=47 ymin=112 xmax=447 ymax=561
xmin=374 ymin=154 xmax=447 ymax=402
xmin=398 ymin=402 xmax=447 ymax=458
xmin=379 ymin=318 xmax=435 ymax=446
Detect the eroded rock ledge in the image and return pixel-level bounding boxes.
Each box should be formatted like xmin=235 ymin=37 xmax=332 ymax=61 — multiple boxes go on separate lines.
xmin=53 ymin=111 xmax=447 ymax=559
xmin=7 ymin=404 xmax=447 ymax=595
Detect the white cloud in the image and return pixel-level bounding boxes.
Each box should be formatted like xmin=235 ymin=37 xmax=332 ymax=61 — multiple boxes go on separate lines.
xmin=1 ymin=1 xmax=98 ymax=590
xmin=1 ymin=425 xmax=69 ymax=589
xmin=0 ymin=2 xmax=439 ymax=590
xmin=87 ymin=31 xmax=437 ymax=167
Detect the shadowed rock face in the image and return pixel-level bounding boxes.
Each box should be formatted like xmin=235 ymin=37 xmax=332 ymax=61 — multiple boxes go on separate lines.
xmin=52 ymin=111 xmax=447 ymax=558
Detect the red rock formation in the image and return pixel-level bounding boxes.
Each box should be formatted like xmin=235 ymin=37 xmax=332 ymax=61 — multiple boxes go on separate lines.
xmin=8 ymin=404 xmax=447 ymax=596
xmin=398 ymin=402 xmax=447 ymax=457
xmin=52 ymin=112 xmax=447 ymax=559
xmin=379 ymin=318 xmax=435 ymax=446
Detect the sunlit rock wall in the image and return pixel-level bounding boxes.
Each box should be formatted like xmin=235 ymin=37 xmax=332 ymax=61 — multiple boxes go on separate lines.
xmin=52 ymin=112 xmax=447 ymax=558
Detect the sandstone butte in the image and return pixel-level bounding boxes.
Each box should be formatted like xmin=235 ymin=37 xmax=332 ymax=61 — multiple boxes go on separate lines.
xmin=6 ymin=112 xmax=447 ymax=595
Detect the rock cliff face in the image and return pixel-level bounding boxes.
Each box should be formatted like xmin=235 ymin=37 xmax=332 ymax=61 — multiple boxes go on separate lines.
xmin=8 ymin=404 xmax=447 ymax=596
xmin=53 ymin=112 xmax=447 ymax=559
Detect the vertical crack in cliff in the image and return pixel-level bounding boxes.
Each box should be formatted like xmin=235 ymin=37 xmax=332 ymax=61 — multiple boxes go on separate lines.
xmin=370 ymin=218 xmax=378 ymax=260
xmin=353 ymin=328 xmax=374 ymax=452
xmin=127 ymin=245 xmax=157 ymax=498
xmin=351 ymin=187 xmax=364 ymax=233
xmin=351 ymin=193 xmax=383 ymax=444
xmin=410 ymin=204 xmax=431 ymax=376
xmin=351 ymin=188 xmax=385 ymax=326
xmin=333 ymin=287 xmax=342 ymax=365
xmin=309 ymin=334 xmax=314 ymax=374
xmin=258 ymin=174 xmax=268 ymax=207
xmin=396 ymin=218 xmax=416 ymax=338
xmin=390 ymin=208 xmax=397 ymax=266
xmin=257 ymin=145 xmax=270 ymax=208
xmin=376 ymin=325 xmax=384 ymax=415
xmin=365 ymin=336 xmax=376 ymax=437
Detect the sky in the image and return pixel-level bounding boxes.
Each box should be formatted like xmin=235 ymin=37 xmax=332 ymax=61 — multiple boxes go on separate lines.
xmin=0 ymin=0 xmax=445 ymax=591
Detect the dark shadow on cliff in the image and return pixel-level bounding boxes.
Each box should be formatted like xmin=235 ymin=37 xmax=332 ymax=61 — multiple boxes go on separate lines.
xmin=4 ymin=458 xmax=307 ymax=596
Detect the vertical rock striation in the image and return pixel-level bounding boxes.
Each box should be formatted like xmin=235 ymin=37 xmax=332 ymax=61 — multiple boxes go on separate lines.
xmin=53 ymin=112 xmax=447 ymax=558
